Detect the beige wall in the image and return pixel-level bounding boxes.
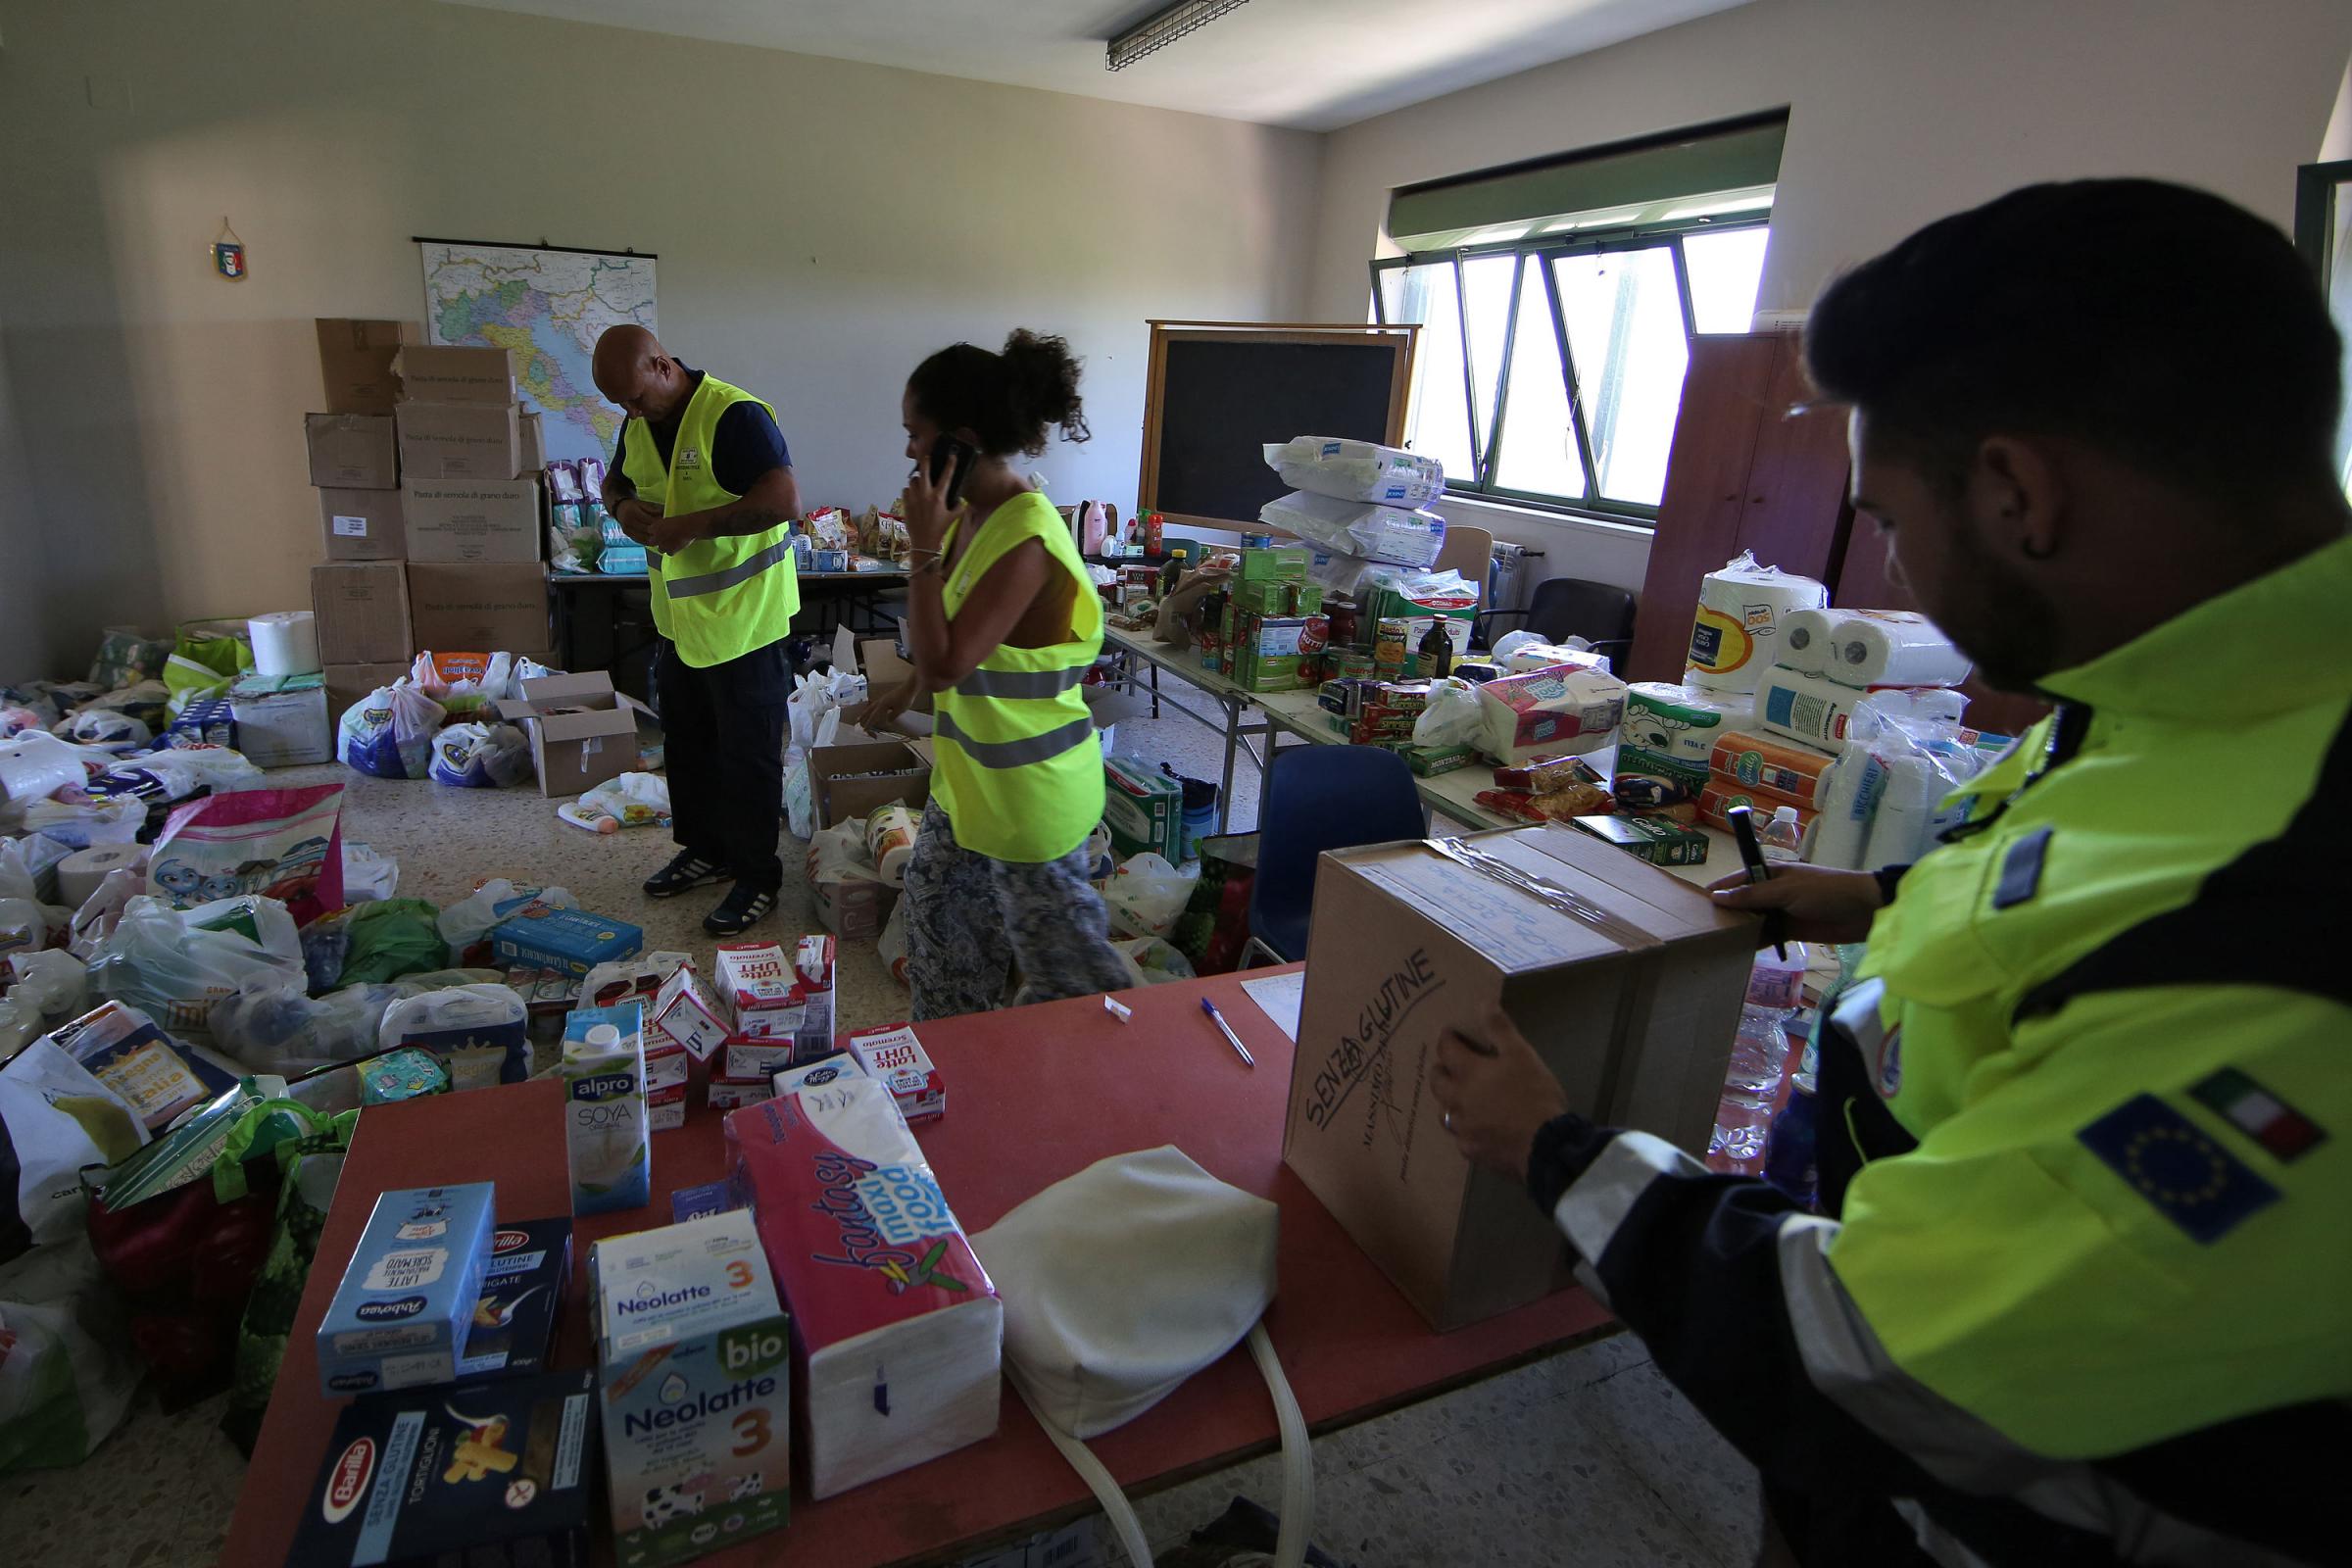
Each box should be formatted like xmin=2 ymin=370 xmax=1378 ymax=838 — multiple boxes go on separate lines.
xmin=0 ymin=296 xmax=47 ymax=681
xmin=0 ymin=0 xmax=1319 ymax=676
xmin=1308 ymin=0 xmax=2352 ymax=590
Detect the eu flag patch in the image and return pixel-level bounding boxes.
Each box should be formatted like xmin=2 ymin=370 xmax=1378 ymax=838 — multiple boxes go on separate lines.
xmin=2078 ymin=1095 xmax=2280 ymax=1245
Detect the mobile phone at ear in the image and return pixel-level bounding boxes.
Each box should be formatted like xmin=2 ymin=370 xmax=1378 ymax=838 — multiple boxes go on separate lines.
xmin=928 ymin=434 xmax=977 ymax=510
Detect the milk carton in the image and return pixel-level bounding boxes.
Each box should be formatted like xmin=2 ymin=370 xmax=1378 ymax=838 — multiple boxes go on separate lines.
xmin=771 ymin=1053 xmax=866 ymax=1102
xmin=849 ymin=1024 xmax=945 ymax=1123
xmin=591 ymin=1212 xmax=791 ymax=1564
xmin=563 ymin=1003 xmax=650 ymax=1216
xmin=315 ymin=1182 xmax=496 ymax=1396
xmin=713 ymin=942 xmax=802 ymax=1040
xmin=650 ymin=962 xmax=732 ymax=1063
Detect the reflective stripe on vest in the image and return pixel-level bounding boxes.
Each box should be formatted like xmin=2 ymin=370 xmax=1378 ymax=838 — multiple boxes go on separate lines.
xmin=933 ymin=710 xmax=1094 ymax=769
xmin=954 ymin=664 xmax=1089 ymax=701
xmin=663 ymin=536 xmax=795 ymax=599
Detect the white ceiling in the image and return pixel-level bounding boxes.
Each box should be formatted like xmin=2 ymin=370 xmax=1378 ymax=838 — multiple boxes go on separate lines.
xmin=438 ymin=0 xmax=1756 ymax=131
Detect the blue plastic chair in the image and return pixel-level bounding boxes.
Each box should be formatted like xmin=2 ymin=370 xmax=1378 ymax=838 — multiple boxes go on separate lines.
xmin=1246 ymin=746 xmax=1430 ymax=965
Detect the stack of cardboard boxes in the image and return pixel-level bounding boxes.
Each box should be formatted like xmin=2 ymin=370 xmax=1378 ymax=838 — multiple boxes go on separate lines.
xmin=303 ymin=320 xmax=553 ymax=716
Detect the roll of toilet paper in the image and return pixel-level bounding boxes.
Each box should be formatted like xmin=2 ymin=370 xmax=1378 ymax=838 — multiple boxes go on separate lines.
xmin=1776 ymin=610 xmax=1838 ymax=676
xmin=58 ymin=844 xmax=149 ymax=906
xmin=248 ymin=611 xmax=321 ymax=677
xmin=1684 ymin=553 xmax=1830 ymax=694
xmin=1828 ymin=611 xmax=1973 ymax=688
xmin=1754 ymin=666 xmax=1873 ymax=749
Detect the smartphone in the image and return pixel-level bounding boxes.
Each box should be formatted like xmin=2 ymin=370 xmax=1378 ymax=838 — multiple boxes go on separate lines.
xmin=927 ymin=433 xmax=977 ymax=511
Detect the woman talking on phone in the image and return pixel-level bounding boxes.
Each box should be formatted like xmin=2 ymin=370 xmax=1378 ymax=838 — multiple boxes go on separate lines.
xmin=863 ymin=330 xmax=1129 ymax=1020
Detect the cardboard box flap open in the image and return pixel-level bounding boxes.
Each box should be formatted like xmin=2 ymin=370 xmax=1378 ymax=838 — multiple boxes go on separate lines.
xmin=496 ymin=673 xmax=641 ymax=743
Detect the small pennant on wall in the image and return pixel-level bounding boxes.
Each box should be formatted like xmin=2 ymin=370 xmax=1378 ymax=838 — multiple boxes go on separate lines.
xmin=213 ymin=218 xmax=247 ymax=280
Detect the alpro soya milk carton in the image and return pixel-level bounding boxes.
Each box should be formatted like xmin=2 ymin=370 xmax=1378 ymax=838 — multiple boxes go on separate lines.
xmin=591 ymin=1212 xmax=791 ymax=1564
xmin=564 ymin=1002 xmax=650 ymax=1217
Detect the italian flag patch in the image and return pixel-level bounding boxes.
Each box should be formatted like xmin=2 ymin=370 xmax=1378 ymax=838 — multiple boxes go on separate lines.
xmin=2190 ymin=1067 xmax=2327 ymax=1163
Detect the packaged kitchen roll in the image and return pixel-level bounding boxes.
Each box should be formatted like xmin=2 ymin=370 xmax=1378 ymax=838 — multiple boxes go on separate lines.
xmin=58 ymin=845 xmax=149 ymax=906
xmin=1623 ymin=682 xmax=1751 ymax=765
xmin=1754 ymin=666 xmax=1874 ymax=748
xmin=1825 ymin=610 xmax=1973 ymax=688
xmin=1685 ymin=553 xmax=1830 ymax=694
xmin=246 ymin=611 xmax=321 ymax=678
xmin=1809 ymin=743 xmax=1890 ymax=870
xmin=866 ymin=803 xmax=917 ymax=886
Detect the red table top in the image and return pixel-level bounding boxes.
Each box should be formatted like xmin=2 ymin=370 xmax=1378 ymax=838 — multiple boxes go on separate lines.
xmin=221 ymin=967 xmax=1611 ymax=1567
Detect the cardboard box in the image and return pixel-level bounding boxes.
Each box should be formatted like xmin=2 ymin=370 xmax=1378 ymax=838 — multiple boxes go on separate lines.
xmin=323 ymin=660 xmax=411 ymax=717
xmin=392 ymin=343 xmax=516 ymax=405
xmin=290 ymin=1368 xmax=597 ymax=1568
xmin=1284 ymin=826 xmax=1752 ymax=1329
xmin=315 ymin=318 xmax=420 ymax=415
xmin=858 ymin=638 xmax=932 ymax=714
xmin=395 ymin=401 xmax=522 ymax=482
xmin=404 ymin=477 xmax=542 ymax=563
xmin=495 ymin=908 xmax=644 ymax=980
xmin=408 ymin=563 xmax=549 ymax=654
xmin=317 ymin=486 xmax=405 ymax=562
xmin=518 ymin=410 xmax=545 ymax=474
xmin=810 ymin=736 xmax=930 ymax=829
xmin=312 ymin=563 xmax=413 ymax=664
xmin=226 ymin=673 xmax=331 ymax=766
xmin=1102 ymin=752 xmax=1183 ymax=860
xmin=302 ymin=413 xmax=397 ymax=489
xmin=495 ymin=670 xmax=638 ymax=795
xmin=315 ymin=1182 xmax=496 ymax=1395
xmin=1572 ymin=811 xmax=1711 ymax=866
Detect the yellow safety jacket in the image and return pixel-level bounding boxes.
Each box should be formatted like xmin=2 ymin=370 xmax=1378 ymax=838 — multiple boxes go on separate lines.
xmin=929 ymin=492 xmax=1104 ymax=863
xmin=619 ymin=372 xmax=799 ymax=668
xmin=1527 ymin=530 xmax=2352 ymax=1565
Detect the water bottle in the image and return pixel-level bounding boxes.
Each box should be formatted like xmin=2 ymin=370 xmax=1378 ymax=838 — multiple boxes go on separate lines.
xmin=1707 ymin=945 xmax=1808 ymax=1172
xmin=1760 ymin=804 xmax=1804 ymax=864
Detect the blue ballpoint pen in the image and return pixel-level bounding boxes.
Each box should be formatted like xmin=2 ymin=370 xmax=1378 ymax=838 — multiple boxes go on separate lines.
xmin=1199 ymin=996 xmax=1254 ymax=1068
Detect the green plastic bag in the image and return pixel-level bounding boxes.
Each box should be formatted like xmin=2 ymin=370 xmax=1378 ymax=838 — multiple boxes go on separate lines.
xmin=219 ymin=1108 xmax=356 ymax=1454
xmin=162 ymin=618 xmax=254 ymax=716
xmin=336 ymin=898 xmax=450 ymax=985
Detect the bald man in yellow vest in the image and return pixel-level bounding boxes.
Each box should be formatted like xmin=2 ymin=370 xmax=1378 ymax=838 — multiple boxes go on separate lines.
xmin=593 ymin=325 xmax=802 ymax=936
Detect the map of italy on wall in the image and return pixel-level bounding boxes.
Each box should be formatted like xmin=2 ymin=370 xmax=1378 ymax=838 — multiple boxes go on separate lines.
xmin=418 ymin=241 xmax=658 ymax=464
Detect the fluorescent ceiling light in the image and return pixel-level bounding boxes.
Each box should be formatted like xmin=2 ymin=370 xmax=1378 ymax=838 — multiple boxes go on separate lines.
xmin=1659 ymin=189 xmax=1776 ymax=221
xmin=1108 ymin=0 xmax=1253 ymax=72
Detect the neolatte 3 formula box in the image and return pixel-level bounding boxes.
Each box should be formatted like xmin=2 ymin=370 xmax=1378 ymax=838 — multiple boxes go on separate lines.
xmin=590 ymin=1211 xmax=791 ymax=1564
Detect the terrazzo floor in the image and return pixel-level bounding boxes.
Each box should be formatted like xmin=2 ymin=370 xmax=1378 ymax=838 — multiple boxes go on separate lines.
xmin=0 ymin=710 xmax=1760 ymax=1567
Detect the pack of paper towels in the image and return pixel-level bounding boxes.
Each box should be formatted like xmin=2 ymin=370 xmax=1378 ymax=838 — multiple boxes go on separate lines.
xmin=1778 ymin=609 xmax=1973 ymax=688
xmin=1683 ymin=553 xmax=1829 ymax=694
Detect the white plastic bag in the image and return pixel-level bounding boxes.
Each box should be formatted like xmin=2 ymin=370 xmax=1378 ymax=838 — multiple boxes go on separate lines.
xmin=65 ymin=869 xmax=142 ymax=964
xmin=428 ymin=721 xmax=532 ymax=789
xmin=1103 ymin=853 xmax=1198 ymax=940
xmin=88 ymin=895 xmax=305 ymax=1040
xmin=788 ymin=667 xmax=867 ymax=753
xmin=1411 ymin=677 xmax=1489 ymax=749
xmin=783 ymin=747 xmax=815 ymax=840
xmin=337 ymin=682 xmax=447 ymax=779
xmin=342 ymin=843 xmax=400 ymax=902
xmin=435 ymin=880 xmax=577 ymax=955
xmin=1108 ymin=936 xmax=1199 ymax=988
xmin=101 ymin=746 xmax=264 ymax=801
xmin=877 ymin=898 xmax=910 ymax=989
xmin=559 ymin=771 xmax=669 ymax=833
xmin=0 ymin=733 xmax=92 ymax=806
xmin=210 ymin=976 xmax=412 ymax=1077
xmin=0 ymin=1041 xmax=148 ymax=1260
xmin=1257 ymin=490 xmax=1446 ymax=568
xmin=6 ymin=951 xmax=89 ymax=1030
xmin=1262 ymin=436 xmax=1446 ymax=507
xmin=0 ymin=1233 xmax=143 ymax=1471
xmin=375 ymin=982 xmax=532 ymax=1089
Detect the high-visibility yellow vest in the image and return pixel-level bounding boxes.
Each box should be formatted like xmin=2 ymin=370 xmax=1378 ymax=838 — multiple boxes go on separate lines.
xmin=929 ymin=492 xmax=1104 ymax=862
xmin=619 ymin=372 xmax=799 ymax=668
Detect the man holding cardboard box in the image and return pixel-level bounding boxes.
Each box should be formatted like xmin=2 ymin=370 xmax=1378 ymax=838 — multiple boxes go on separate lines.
xmin=592 ymin=325 xmax=803 ymax=935
xmin=1433 ymin=182 xmax=2351 ymax=1566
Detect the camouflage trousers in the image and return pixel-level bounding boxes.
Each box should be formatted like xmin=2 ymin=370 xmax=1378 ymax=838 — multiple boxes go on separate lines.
xmin=902 ymin=801 xmax=1131 ymax=1022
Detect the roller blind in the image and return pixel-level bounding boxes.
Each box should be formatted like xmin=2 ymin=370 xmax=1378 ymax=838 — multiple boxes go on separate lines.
xmin=1388 ymin=113 xmax=1788 ymax=252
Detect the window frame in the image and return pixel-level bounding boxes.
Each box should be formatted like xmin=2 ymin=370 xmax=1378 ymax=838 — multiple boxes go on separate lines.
xmin=1370 ymin=215 xmax=1769 ymax=525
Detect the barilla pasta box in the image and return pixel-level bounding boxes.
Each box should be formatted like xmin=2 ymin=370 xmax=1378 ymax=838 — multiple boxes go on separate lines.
xmin=563 ymin=1004 xmax=650 ymax=1217
xmin=724 ymin=1080 xmax=1000 ymax=1499
xmin=590 ymin=1212 xmax=791 ymax=1564
xmin=650 ymin=962 xmax=732 ymax=1063
xmin=289 ymin=1366 xmax=598 ymax=1568
xmin=491 ymin=906 xmax=644 ymax=980
xmin=848 ymin=1024 xmax=944 ymax=1124
xmin=456 ymin=1217 xmax=571 ymax=1382
xmin=316 ymin=1183 xmax=497 ymax=1396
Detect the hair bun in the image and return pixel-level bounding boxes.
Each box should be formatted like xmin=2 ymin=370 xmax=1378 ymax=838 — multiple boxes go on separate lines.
xmin=1001 ymin=329 xmax=1091 ymax=448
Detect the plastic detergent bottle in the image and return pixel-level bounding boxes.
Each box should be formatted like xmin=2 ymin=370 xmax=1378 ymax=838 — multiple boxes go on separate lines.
xmin=1760 ymin=805 xmax=1804 ymax=864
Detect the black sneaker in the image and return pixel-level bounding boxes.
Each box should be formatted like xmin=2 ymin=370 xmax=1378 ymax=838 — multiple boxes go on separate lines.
xmin=703 ymin=883 xmax=779 ymax=937
xmin=644 ymin=851 xmax=727 ymax=899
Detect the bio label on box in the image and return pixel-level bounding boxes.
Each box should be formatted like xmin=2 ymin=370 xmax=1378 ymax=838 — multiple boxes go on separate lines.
xmin=564 ymin=1004 xmax=649 ymax=1217
xmin=591 ymin=1212 xmax=791 ymax=1564
xmin=315 ymin=1183 xmax=496 ymax=1396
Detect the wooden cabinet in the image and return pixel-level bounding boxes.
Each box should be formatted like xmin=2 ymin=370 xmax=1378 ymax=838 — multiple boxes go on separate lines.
xmin=1629 ymin=332 xmax=1854 ymax=683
